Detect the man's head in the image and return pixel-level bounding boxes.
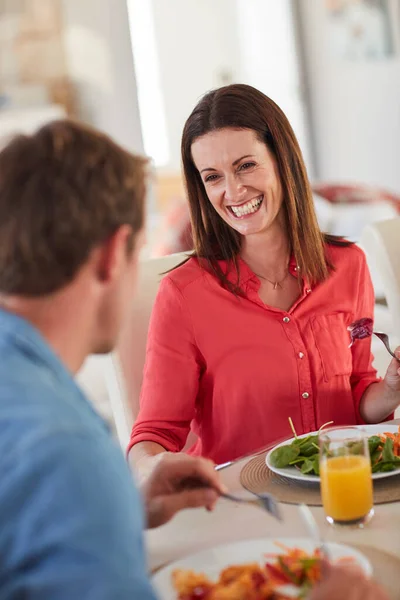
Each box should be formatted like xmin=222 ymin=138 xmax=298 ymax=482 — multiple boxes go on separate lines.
xmin=0 ymin=120 xmax=148 ymax=356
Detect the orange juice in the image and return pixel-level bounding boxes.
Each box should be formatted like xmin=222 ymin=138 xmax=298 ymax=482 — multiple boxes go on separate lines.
xmin=320 ymin=455 xmax=373 ymax=522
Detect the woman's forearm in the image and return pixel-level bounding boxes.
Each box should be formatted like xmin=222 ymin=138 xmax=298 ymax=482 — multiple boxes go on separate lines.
xmin=129 ymin=441 xmax=167 ymax=481
xmin=359 ymin=381 xmax=400 ymax=423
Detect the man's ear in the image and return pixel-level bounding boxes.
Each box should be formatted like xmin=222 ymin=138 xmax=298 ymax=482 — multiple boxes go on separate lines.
xmin=95 ymin=225 xmax=133 ymax=283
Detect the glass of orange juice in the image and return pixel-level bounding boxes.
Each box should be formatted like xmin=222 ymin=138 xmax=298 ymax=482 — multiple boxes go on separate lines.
xmin=319 ymin=426 xmax=374 ymax=527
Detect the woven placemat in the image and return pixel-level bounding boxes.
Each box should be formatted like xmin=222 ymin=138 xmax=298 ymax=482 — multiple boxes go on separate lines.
xmin=240 ymin=453 xmax=400 ymax=506
xmin=351 ymin=544 xmax=400 ymax=600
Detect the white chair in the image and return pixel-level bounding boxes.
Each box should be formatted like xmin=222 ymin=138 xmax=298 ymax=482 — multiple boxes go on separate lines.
xmin=114 ymin=253 xmax=188 ymax=446
xmin=360 ymin=218 xmax=400 ymax=339
xmin=76 ymin=352 xmax=130 ymax=445
xmin=313 ymin=194 xmax=398 ymax=300
xmin=104 ymin=352 xmax=131 ymax=449
xmin=76 ymin=253 xmax=188 ymax=449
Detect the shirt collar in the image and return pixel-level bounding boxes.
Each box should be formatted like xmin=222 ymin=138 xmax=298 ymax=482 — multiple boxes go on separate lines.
xmin=218 ymin=255 xmax=302 ymax=286
xmin=217 ymin=257 xmax=256 ymax=287
xmin=0 ymin=307 xmax=75 ymax=386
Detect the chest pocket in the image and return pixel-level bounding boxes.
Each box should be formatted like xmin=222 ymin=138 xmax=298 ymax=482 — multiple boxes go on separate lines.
xmin=312 ymin=313 xmax=352 ymax=381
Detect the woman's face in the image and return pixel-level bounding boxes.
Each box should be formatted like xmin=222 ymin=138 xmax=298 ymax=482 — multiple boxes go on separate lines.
xmin=191 ymin=127 xmax=284 ymax=237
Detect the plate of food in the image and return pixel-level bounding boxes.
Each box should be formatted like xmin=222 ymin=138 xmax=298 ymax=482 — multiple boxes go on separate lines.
xmin=152 ymin=537 xmax=372 ymax=599
xmin=266 ymin=422 xmax=400 ymax=483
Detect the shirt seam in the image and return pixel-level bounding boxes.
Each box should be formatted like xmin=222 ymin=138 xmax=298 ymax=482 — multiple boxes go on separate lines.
xmin=166 ymin=277 xmax=204 ymax=361
xmin=0 ymin=318 xmax=74 ymax=390
xmin=0 ymin=425 xmax=114 ymax=474
xmin=164 ymin=277 xmax=206 ymax=437
xmin=165 ymin=259 xmax=206 ymax=294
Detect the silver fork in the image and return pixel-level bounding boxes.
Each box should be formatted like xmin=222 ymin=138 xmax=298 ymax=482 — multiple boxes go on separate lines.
xmin=298 ymin=503 xmax=330 ymax=559
xmin=373 ymin=331 xmax=397 ymax=359
xmin=222 ymin=491 xmax=282 ymax=522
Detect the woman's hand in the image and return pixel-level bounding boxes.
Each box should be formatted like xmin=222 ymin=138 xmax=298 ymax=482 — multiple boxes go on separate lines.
xmin=360 ymin=347 xmax=400 ymax=423
xmin=309 ymin=561 xmax=388 ymax=600
xmin=139 ymin=453 xmax=225 ymax=529
xmin=383 ymin=347 xmax=400 ymax=393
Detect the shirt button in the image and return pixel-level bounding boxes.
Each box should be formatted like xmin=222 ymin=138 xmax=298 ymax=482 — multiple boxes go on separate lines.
xmin=306 ymin=289 xmax=312 ymax=294
xmin=302 ymin=392 xmax=310 ymax=399
xmin=299 ymin=352 xmax=304 ymax=359
xmin=283 ymin=316 xmax=290 ymax=323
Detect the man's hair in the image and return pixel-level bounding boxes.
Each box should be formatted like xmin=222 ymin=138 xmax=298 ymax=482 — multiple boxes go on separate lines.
xmin=0 ymin=119 xmax=148 ymax=296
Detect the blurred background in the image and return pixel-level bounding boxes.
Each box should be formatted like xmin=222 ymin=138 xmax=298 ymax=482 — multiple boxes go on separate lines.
xmin=1 ymin=0 xmax=399 ymax=250
xmin=1 ymin=0 xmax=400 ymax=416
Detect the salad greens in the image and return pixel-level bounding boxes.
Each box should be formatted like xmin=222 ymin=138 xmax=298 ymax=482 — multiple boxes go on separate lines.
xmin=270 ymin=434 xmax=321 ymax=475
xmin=269 ymin=428 xmax=400 ymax=476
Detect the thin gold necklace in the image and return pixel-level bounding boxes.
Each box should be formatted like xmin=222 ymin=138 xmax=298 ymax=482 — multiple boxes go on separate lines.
xmin=256 ymin=265 xmax=290 ymax=290
xmin=262 ymin=270 xmax=290 ymax=290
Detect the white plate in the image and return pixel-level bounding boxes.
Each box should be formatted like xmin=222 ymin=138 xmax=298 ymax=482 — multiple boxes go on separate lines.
xmin=266 ymin=424 xmax=400 ymax=483
xmin=152 ymin=537 xmax=372 ymax=599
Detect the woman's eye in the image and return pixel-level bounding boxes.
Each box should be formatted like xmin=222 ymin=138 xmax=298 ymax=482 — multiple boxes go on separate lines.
xmin=204 ymin=174 xmax=219 ymax=183
xmin=239 ymin=162 xmax=256 ymax=171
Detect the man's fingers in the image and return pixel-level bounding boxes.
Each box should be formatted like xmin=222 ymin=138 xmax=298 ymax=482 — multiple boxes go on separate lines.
xmin=149 ymin=488 xmax=219 ymax=528
xmin=319 ymin=558 xmax=332 ymax=579
xmin=165 ymin=488 xmax=219 ymax=514
xmin=157 ymin=453 xmax=226 ymax=494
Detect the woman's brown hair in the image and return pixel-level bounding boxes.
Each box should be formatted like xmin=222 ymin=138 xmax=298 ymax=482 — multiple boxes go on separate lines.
xmin=181 ymin=83 xmax=349 ymax=291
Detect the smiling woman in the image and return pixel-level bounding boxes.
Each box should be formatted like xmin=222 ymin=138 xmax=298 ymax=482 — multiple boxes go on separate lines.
xmin=129 ymin=84 xmax=400 ymax=469
xmin=192 ymin=129 xmax=283 ymax=241
xmin=179 ymin=86 xmax=333 ymax=292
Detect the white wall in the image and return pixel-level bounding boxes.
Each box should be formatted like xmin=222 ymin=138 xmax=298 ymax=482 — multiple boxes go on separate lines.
xmin=235 ymin=0 xmax=314 ymax=175
xmin=142 ymin=0 xmax=312 ymax=174
xmin=60 ymin=0 xmax=144 ymax=154
xmin=60 ymin=0 xmax=314 ymax=183
xmin=151 ymin=0 xmax=241 ymax=171
xmin=299 ymin=0 xmax=400 ymax=193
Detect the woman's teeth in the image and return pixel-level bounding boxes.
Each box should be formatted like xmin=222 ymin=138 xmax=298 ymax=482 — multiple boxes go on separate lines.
xmin=230 ymin=196 xmax=263 ymax=217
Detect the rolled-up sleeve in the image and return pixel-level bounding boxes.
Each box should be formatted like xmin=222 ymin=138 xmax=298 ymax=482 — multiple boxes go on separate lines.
xmin=128 ymin=276 xmax=203 ymax=453
xmin=350 ymin=249 xmax=383 ymax=422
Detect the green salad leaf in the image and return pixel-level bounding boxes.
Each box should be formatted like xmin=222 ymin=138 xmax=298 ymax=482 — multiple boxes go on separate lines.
xmin=300 ymin=458 xmax=315 ymax=474
xmin=313 ymin=454 xmax=320 ymax=476
xmin=371 ymin=439 xmax=400 ymax=473
xmin=270 ymin=429 xmax=400 ymax=476
xmin=368 ymin=436 xmax=381 ymax=455
xmin=269 ymin=444 xmax=300 ymax=468
xmin=382 ymin=437 xmax=395 ymax=462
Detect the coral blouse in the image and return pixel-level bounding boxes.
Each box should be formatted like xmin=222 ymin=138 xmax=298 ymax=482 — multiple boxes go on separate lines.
xmin=129 ymin=244 xmax=380 ymax=464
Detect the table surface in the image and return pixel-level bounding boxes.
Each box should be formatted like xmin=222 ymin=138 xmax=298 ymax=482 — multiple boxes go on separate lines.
xmin=146 ymin=419 xmax=400 ymax=572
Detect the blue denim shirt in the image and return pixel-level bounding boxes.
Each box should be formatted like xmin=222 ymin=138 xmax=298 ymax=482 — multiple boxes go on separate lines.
xmin=0 ymin=309 xmax=156 ymax=599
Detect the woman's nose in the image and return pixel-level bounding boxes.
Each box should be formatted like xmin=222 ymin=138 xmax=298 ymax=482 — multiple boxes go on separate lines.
xmin=224 ymin=175 xmax=247 ymax=204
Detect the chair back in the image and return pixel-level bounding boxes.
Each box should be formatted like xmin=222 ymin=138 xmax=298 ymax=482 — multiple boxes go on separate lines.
xmin=76 ymin=253 xmax=188 ymax=449
xmin=117 ymin=253 xmax=188 ymax=433
xmin=360 ymin=218 xmax=400 ymax=337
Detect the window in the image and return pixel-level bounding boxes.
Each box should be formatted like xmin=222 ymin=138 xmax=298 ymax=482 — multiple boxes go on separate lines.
xmin=127 ymin=0 xmax=169 ymax=167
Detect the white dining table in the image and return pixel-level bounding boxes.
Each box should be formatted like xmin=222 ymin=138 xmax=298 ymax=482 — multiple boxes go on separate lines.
xmin=145 ymin=419 xmax=400 ymax=573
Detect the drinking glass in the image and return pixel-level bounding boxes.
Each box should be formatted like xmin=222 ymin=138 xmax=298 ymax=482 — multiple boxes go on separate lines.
xmin=319 ymin=426 xmax=374 ymax=527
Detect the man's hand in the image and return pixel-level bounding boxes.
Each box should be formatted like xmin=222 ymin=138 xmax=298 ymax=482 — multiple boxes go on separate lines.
xmin=140 ymin=453 xmax=225 ymax=529
xmin=309 ymin=561 xmax=388 ymax=600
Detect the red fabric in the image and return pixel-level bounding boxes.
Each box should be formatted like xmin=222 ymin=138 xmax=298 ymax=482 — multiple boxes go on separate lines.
xmin=312 ymin=183 xmax=400 ymax=211
xmin=129 ymin=244 xmax=381 ymax=464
